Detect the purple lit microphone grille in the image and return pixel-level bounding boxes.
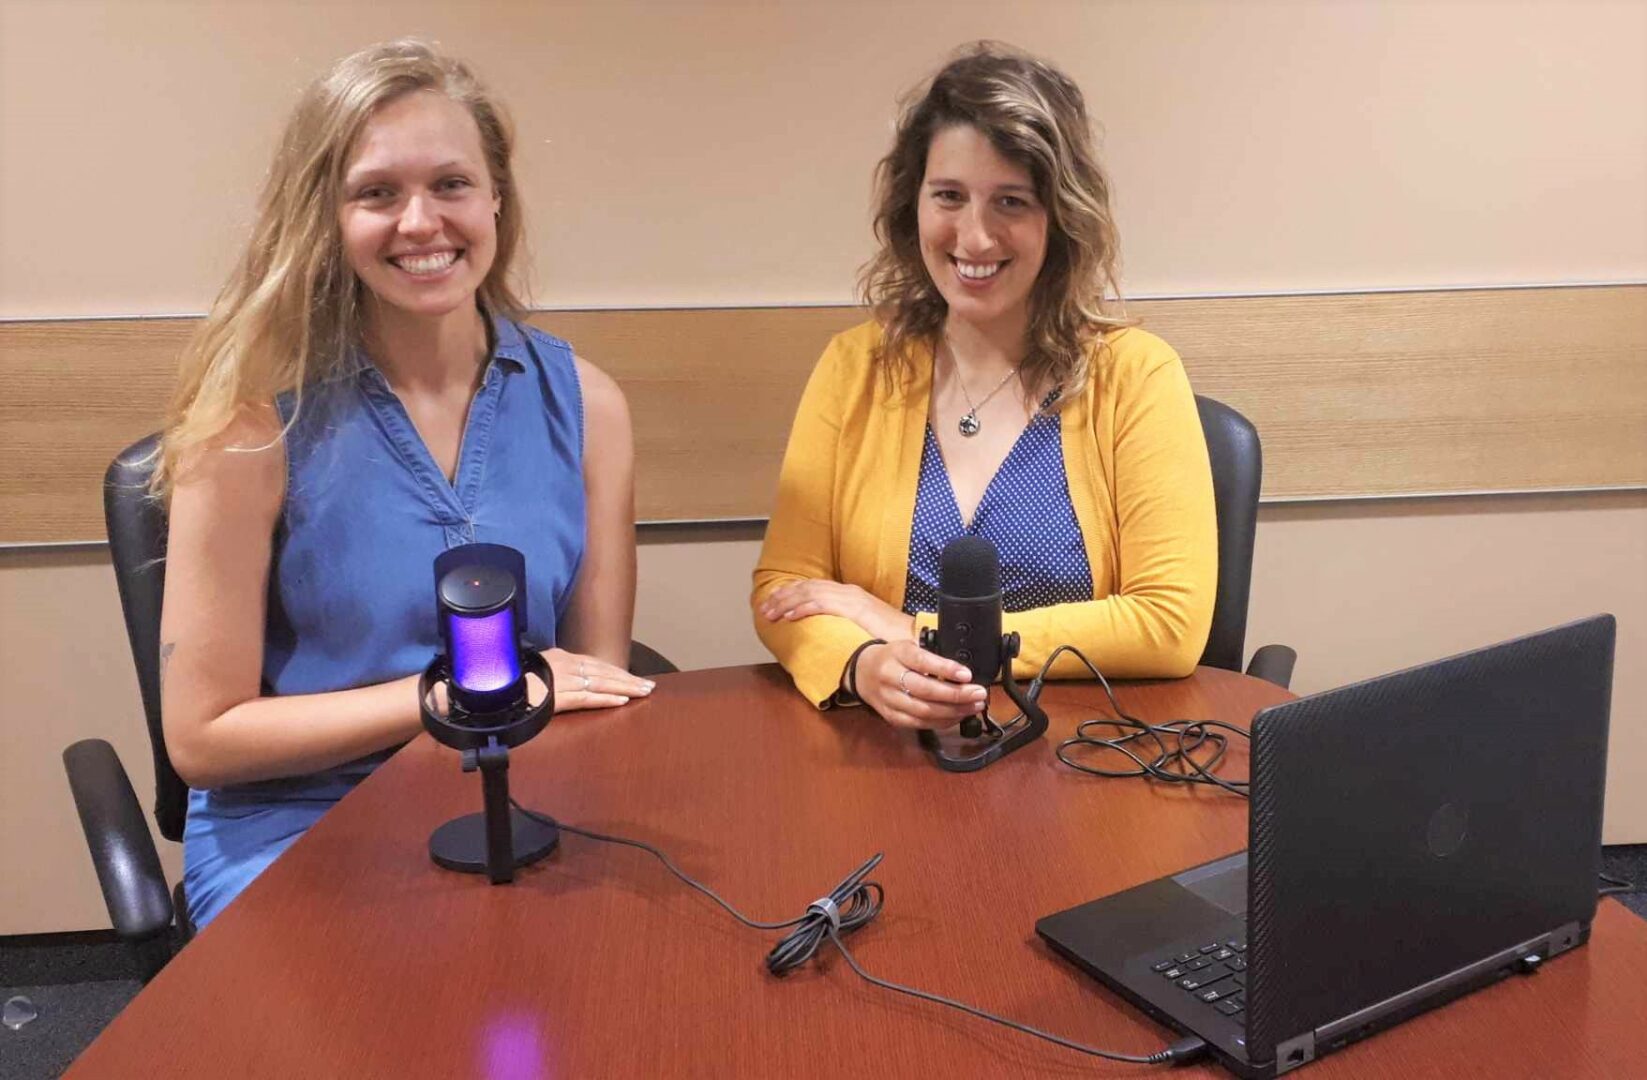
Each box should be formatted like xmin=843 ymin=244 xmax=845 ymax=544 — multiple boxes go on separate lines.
xmin=448 ymin=608 xmax=523 ymax=693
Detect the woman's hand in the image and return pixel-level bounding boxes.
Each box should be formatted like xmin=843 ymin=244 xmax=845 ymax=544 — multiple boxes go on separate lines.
xmin=852 ymin=640 xmax=987 ymax=730
xmin=759 ymin=579 xmax=916 ymax=643
xmin=539 ymin=648 xmax=654 ymax=711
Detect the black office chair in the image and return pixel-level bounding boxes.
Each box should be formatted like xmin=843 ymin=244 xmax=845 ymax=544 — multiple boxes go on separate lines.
xmin=1194 ymin=396 xmax=1296 ymax=688
xmin=63 ymin=433 xmax=678 ymax=980
xmin=627 ymin=641 xmax=679 ymax=679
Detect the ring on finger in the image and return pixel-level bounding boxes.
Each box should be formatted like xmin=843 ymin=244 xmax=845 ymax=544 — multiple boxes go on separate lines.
xmin=897 ymin=668 xmax=913 ymax=696
xmin=577 ymin=660 xmax=587 ymax=678
xmin=580 ymin=675 xmax=592 ymax=692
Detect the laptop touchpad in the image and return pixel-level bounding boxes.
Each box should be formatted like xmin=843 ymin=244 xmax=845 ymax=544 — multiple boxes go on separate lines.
xmin=1174 ymin=852 xmax=1248 ymax=916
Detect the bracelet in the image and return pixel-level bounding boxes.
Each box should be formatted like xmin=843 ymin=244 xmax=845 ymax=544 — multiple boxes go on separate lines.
xmin=840 ymin=638 xmax=887 ymax=703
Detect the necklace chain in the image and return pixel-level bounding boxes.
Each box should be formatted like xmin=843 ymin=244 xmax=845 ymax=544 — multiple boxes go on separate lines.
xmin=948 ymin=345 xmax=1020 ymax=438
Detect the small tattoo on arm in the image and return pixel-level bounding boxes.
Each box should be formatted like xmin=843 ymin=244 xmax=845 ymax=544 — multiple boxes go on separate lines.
xmin=159 ymin=642 xmax=176 ymax=685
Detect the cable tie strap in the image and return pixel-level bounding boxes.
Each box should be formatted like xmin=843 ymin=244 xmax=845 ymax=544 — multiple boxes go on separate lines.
xmin=807 ymin=896 xmax=842 ymax=932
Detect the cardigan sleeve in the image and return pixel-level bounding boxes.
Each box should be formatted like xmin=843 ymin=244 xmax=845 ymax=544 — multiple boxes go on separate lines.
xmin=914 ymin=347 xmax=1217 ymax=680
xmin=751 ymin=337 xmax=876 ymax=707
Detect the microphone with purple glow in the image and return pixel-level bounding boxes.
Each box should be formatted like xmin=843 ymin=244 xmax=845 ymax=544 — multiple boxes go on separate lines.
xmin=420 ymin=543 xmax=559 ymax=883
xmin=440 ymin=561 xmax=529 ymax=722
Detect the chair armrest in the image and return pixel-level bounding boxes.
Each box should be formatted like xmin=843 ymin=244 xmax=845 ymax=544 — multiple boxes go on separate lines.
xmin=1245 ymin=644 xmax=1297 ymax=690
xmin=62 ymin=738 xmax=176 ymax=942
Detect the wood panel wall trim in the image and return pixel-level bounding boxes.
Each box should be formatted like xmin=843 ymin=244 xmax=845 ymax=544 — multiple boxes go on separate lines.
xmin=2 ymin=286 xmax=1643 ymax=544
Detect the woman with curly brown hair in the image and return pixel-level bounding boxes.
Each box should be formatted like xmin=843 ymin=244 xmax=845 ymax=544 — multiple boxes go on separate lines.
xmin=753 ymin=43 xmax=1216 ymax=728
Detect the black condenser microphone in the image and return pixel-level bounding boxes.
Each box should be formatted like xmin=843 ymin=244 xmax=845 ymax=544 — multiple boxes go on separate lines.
xmin=918 ymin=536 xmax=1048 ymax=772
xmin=933 ymin=535 xmax=1003 ymax=704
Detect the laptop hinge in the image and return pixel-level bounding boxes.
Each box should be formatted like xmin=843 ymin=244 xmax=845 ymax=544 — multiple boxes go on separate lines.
xmin=1303 ymin=924 xmax=1580 ymax=1056
xmin=1274 ymin=1032 xmax=1315 ymax=1075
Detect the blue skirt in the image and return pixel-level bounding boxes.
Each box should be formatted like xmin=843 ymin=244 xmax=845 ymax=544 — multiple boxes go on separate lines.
xmin=181 ymin=760 xmax=380 ymax=928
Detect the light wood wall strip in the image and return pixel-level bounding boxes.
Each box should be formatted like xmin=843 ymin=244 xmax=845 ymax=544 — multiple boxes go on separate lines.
xmin=1157 ymin=287 xmax=1647 ymax=502
xmin=1 ymin=319 xmax=193 ymax=544
xmin=531 ymin=307 xmax=859 ymax=524
xmin=2 ymin=286 xmax=1642 ymax=544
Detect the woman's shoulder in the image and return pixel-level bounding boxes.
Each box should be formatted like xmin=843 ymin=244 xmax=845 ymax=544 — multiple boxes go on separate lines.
xmin=816 ymin=319 xmax=884 ymax=373
xmin=829 ymin=318 xmax=886 ymax=353
xmin=499 ymin=317 xmax=575 ymax=366
xmin=804 ymin=319 xmax=897 ymax=402
xmin=1092 ymin=325 xmax=1183 ymax=380
xmin=167 ymin=403 xmax=287 ymax=514
xmin=571 ymin=354 xmax=628 ymax=422
xmin=523 ymin=321 xmax=573 ymax=355
xmin=1100 ymin=322 xmax=1179 ymax=368
xmin=507 ymin=315 xmax=622 ymax=414
xmin=498 ymin=316 xmax=589 ymax=404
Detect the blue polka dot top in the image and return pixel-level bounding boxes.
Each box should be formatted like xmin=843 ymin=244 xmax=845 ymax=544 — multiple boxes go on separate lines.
xmin=903 ymin=395 xmax=1095 ymax=615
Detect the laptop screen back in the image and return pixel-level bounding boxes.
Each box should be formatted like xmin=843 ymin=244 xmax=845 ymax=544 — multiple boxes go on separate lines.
xmin=1242 ymin=616 xmax=1614 ymax=1057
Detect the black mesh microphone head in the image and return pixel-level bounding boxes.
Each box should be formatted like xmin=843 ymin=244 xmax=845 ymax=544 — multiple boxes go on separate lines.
xmin=940 ymin=535 xmax=1000 ymax=599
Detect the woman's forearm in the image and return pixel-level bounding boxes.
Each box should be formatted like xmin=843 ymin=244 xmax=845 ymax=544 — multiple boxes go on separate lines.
xmin=168 ymin=674 xmax=427 ymax=789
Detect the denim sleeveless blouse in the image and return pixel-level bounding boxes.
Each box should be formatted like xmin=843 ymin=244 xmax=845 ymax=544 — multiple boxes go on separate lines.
xmin=183 ymin=317 xmax=585 ymax=927
xmin=903 ymin=406 xmax=1094 ymax=615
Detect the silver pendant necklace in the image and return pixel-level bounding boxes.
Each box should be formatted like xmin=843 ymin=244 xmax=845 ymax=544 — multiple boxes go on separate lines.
xmin=952 ymin=354 xmax=1021 ymax=438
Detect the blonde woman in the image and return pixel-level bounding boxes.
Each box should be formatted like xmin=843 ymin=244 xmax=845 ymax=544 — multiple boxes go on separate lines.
xmin=158 ymin=41 xmax=651 ymax=929
xmin=754 ymin=44 xmax=1216 ymax=727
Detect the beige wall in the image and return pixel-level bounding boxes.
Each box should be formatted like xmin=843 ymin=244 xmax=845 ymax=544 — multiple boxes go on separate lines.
xmin=1 ymin=0 xmax=1643 ymax=933
xmin=2 ymin=0 xmax=1644 ymax=316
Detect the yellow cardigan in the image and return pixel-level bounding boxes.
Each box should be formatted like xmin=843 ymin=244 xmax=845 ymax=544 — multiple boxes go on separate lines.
xmin=751 ymin=320 xmax=1217 ymax=707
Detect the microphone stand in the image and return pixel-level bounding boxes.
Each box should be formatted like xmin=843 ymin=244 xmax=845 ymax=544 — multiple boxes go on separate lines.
xmin=916 ymin=631 xmax=1049 ymax=772
xmin=419 ymin=650 xmax=559 ymax=883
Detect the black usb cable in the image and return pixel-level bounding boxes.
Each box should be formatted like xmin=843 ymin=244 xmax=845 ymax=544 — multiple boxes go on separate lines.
xmin=1013 ymin=644 xmax=1251 ymax=795
xmin=509 ymin=799 xmax=1209 ymax=1067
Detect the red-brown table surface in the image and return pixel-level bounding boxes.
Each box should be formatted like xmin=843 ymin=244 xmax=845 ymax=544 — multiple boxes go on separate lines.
xmin=66 ymin=665 xmax=1647 ymax=1078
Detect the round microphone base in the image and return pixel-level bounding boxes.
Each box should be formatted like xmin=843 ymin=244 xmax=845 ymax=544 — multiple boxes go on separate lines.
xmin=429 ymin=809 xmax=559 ymax=877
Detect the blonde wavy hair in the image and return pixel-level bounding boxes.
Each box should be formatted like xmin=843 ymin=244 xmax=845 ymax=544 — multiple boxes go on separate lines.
xmin=153 ymin=39 xmax=526 ymax=496
xmin=859 ymin=42 xmax=1129 ymax=398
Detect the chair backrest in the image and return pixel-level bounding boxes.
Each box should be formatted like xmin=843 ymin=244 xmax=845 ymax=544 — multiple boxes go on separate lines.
xmin=1194 ymin=395 xmax=1262 ymax=673
xmin=628 ymin=641 xmax=679 ymax=678
xmin=104 ymin=434 xmax=189 ymax=843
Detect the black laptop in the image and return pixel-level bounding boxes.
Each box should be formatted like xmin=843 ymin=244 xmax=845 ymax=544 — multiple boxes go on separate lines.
xmin=1036 ymin=615 xmax=1614 ymax=1077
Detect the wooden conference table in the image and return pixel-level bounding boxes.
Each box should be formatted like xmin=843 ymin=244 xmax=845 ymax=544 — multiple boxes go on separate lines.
xmin=69 ymin=665 xmax=1647 ymax=1078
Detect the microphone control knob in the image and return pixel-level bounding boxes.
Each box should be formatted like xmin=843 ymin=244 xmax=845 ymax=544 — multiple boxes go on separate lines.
xmin=956 ymin=649 xmax=972 ymax=662
xmin=957 ymin=622 xmax=971 ymax=633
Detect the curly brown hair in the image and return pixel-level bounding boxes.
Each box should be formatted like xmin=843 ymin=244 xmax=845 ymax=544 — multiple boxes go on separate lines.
xmin=859 ymin=42 xmax=1129 ymax=398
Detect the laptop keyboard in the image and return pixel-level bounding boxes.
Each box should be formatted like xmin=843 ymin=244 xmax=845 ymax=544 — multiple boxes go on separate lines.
xmin=1148 ymin=937 xmax=1249 ymax=1021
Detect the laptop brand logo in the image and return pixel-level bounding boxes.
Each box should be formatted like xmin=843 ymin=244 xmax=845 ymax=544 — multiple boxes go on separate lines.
xmin=1426 ymin=802 xmax=1469 ymax=857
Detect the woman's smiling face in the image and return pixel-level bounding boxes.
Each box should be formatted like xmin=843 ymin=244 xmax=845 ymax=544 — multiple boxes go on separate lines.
xmin=916 ymin=123 xmax=1049 ymax=334
xmin=338 ymin=90 xmax=500 ymax=323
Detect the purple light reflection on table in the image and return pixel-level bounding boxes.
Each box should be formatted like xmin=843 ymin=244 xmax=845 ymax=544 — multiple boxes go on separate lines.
xmin=479 ymin=1011 xmax=553 ymax=1080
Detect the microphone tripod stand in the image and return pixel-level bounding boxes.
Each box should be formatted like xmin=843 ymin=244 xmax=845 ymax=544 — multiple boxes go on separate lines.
xmin=419 ymin=650 xmax=559 ymax=883
xmin=916 ymin=630 xmax=1048 ymax=772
